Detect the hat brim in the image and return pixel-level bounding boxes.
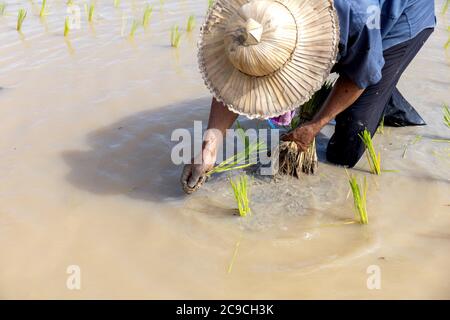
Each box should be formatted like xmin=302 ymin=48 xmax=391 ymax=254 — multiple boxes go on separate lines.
xmin=198 ymin=0 xmax=340 ymax=119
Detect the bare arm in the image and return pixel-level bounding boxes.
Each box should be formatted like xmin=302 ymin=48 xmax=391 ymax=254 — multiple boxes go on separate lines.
xmin=181 ymin=98 xmax=238 ymax=192
xmin=311 ymin=75 xmax=365 ymax=130
xmin=283 ymin=76 xmax=365 ymax=151
xmin=207 ymin=98 xmax=239 ymax=134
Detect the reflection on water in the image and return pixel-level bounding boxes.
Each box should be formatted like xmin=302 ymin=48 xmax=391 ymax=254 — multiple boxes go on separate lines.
xmin=0 ymin=0 xmax=449 ymax=299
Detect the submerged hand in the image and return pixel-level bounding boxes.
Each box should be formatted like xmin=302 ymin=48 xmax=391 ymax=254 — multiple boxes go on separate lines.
xmin=282 ymin=122 xmax=320 ymax=152
xmin=181 ymin=137 xmax=218 ymax=194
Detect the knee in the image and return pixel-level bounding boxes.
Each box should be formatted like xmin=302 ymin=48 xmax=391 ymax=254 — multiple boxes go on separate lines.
xmin=326 ymin=135 xmax=366 ymax=168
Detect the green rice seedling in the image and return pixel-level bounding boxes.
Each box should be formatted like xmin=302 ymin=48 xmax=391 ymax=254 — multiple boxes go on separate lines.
xmin=442 ymin=0 xmax=449 ymax=14
xmin=444 ymin=104 xmax=450 ymax=128
xmin=64 ymin=16 xmax=70 ymax=37
xmin=207 ymin=121 xmax=267 ymax=176
xmin=114 ymin=0 xmax=120 ymax=8
xmin=347 ymin=173 xmax=369 ymax=225
xmin=0 ymin=3 xmax=6 ymax=16
xmin=208 ymin=0 xmax=214 ymax=9
xmin=129 ymin=19 xmax=139 ymax=38
xmin=67 ymin=0 xmax=74 ymax=5
xmin=170 ymin=25 xmax=182 ymax=48
xmin=142 ymin=4 xmax=153 ymax=28
xmin=403 ymin=135 xmax=422 ymax=158
xmin=40 ymin=0 xmax=46 ymax=17
xmin=359 ymin=129 xmax=381 ymax=175
xmin=16 ymin=9 xmax=27 ymax=32
xmin=230 ymin=175 xmax=251 ymax=217
xmin=208 ymin=140 xmax=267 ymax=176
xmin=87 ymin=2 xmax=94 ymax=22
xmin=227 ymin=234 xmax=242 ymax=274
xmin=187 ymin=15 xmax=196 ymax=32
xmin=377 ymin=116 xmax=385 ymax=135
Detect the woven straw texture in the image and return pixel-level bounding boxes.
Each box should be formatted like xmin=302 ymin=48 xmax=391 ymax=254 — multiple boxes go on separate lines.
xmin=198 ymin=0 xmax=339 ymax=119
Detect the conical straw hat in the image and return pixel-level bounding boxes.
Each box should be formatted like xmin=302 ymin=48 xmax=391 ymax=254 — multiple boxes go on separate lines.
xmin=198 ymin=0 xmax=339 ymax=119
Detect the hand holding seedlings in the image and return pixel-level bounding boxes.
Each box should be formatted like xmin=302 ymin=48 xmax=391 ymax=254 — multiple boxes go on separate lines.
xmin=181 ymin=131 xmax=220 ymax=194
xmin=181 ymin=121 xmax=266 ymax=194
xmin=281 ymin=123 xmax=320 ymax=154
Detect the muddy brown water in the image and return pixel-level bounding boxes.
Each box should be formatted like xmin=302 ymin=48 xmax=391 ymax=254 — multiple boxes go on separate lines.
xmin=0 ymin=1 xmax=449 ymax=299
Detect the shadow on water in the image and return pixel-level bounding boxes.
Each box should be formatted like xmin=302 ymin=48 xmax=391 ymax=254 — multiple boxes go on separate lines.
xmin=62 ymin=98 xmax=211 ymax=203
xmin=62 ymin=97 xmax=341 ymax=203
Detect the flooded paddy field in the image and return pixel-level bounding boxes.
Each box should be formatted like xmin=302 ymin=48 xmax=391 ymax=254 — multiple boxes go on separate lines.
xmin=0 ymin=0 xmax=449 ymax=299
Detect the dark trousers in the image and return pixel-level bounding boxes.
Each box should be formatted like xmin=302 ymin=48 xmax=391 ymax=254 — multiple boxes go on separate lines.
xmin=326 ymin=28 xmax=434 ymax=167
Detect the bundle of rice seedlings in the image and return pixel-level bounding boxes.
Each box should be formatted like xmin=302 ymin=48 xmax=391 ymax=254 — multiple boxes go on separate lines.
xmin=142 ymin=4 xmax=153 ymax=28
xmin=40 ymin=0 xmax=46 ymax=17
xmin=0 ymin=3 xmax=6 ymax=16
xmin=348 ymin=174 xmax=369 ymax=225
xmin=187 ymin=15 xmax=196 ymax=32
xmin=170 ymin=25 xmax=181 ymax=48
xmin=16 ymin=9 xmax=27 ymax=32
xmin=359 ymin=129 xmax=381 ymax=175
xmin=207 ymin=140 xmax=266 ymax=176
xmin=276 ymin=82 xmax=333 ymax=177
xmin=444 ymin=104 xmax=450 ymax=128
xmin=230 ymin=175 xmax=251 ymax=217
xmin=64 ymin=17 xmax=70 ymax=37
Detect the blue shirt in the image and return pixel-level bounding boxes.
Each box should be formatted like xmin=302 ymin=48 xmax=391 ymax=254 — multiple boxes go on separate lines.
xmin=334 ymin=0 xmax=436 ymax=89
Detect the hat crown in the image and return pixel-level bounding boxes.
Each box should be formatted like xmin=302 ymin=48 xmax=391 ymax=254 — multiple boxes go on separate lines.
xmin=224 ymin=0 xmax=298 ymax=77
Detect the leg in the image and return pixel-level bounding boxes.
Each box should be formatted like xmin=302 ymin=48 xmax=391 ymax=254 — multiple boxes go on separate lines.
xmin=383 ymin=87 xmax=426 ymax=127
xmin=327 ymin=28 xmax=434 ymax=167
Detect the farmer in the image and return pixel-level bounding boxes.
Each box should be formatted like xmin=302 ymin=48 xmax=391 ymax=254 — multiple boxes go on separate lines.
xmin=181 ymin=0 xmax=435 ymax=193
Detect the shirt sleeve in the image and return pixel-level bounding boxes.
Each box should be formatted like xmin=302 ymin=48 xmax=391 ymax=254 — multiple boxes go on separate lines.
xmin=336 ymin=16 xmax=385 ymax=89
